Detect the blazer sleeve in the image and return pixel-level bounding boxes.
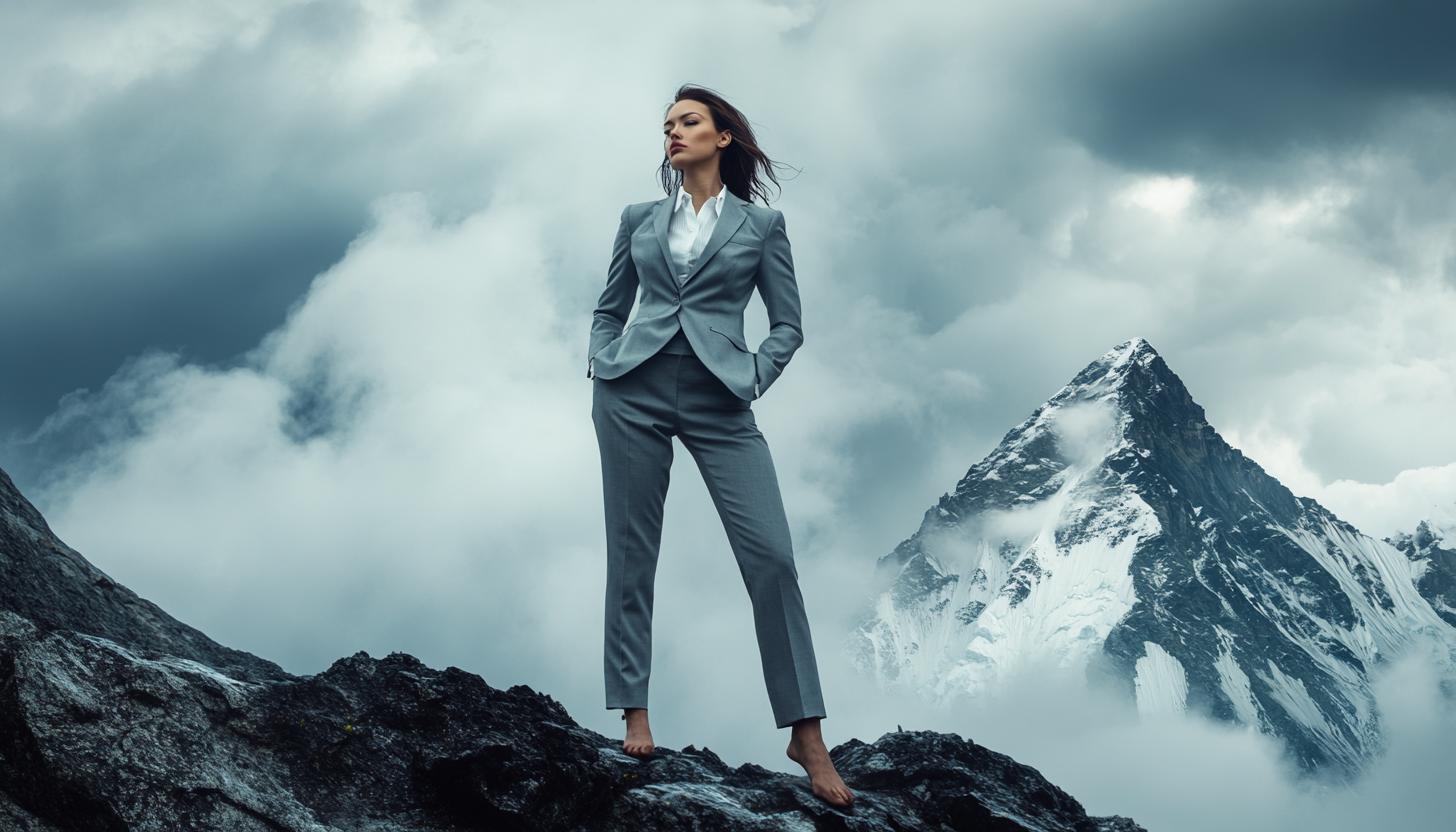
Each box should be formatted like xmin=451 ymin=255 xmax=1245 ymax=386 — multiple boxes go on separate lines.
xmin=751 ymin=209 xmax=804 ymax=396
xmin=588 ymin=206 xmax=640 ymax=377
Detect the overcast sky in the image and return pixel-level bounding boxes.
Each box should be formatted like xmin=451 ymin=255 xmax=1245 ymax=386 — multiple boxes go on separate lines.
xmin=3 ymin=2 xmax=1456 ymax=830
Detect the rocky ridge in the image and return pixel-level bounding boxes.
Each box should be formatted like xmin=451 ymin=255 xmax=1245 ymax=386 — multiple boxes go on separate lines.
xmin=1389 ymin=520 xmax=1456 ymax=628
xmin=0 ymin=465 xmax=1144 ymax=831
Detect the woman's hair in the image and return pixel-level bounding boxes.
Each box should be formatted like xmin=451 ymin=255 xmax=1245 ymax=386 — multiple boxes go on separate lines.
xmin=659 ymin=85 xmax=782 ymax=204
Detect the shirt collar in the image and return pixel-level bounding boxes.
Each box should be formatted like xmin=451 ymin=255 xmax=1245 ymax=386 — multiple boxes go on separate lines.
xmin=674 ymin=184 xmax=728 ymax=217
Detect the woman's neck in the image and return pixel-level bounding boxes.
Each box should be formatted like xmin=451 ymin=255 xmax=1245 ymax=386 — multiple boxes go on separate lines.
xmin=680 ymin=164 xmax=725 ymax=214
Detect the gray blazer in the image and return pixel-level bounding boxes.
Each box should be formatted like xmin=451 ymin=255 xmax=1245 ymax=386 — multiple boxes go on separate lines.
xmin=587 ymin=191 xmax=803 ymax=401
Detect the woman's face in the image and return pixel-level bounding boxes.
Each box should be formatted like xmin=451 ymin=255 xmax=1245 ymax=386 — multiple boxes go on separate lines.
xmin=664 ymin=99 xmax=730 ymax=172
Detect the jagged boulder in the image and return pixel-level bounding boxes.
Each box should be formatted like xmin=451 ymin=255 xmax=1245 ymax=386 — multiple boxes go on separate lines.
xmin=0 ymin=464 xmax=1144 ymax=831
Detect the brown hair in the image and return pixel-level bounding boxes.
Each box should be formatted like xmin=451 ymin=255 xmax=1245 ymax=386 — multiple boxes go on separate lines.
xmin=659 ymin=85 xmax=782 ymax=205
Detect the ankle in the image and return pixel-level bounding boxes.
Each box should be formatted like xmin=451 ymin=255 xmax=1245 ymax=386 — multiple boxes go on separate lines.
xmin=790 ymin=717 xmax=824 ymax=744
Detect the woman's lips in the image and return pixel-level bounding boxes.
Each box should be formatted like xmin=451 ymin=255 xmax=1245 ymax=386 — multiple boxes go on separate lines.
xmin=669 ymin=143 xmax=686 ymax=154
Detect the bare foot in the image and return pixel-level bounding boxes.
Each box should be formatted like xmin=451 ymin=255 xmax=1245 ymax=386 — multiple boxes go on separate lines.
xmin=622 ymin=708 xmax=655 ymax=760
xmin=786 ymin=718 xmax=854 ymax=809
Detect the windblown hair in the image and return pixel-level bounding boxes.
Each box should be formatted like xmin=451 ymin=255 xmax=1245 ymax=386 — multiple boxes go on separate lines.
xmin=659 ymin=85 xmax=782 ymax=205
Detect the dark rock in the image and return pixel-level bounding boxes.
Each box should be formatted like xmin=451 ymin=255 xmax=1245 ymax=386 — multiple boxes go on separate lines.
xmin=0 ymin=467 xmax=284 ymax=682
xmin=0 ymin=786 xmax=60 ymax=832
xmin=0 ymin=462 xmax=1145 ymax=830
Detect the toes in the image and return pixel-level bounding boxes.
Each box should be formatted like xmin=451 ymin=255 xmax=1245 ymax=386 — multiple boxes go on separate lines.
xmin=814 ymin=783 xmax=854 ymax=808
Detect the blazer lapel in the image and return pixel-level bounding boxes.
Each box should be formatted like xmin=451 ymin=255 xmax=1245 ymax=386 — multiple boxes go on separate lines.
xmin=684 ymin=192 xmax=747 ymax=285
xmin=653 ymin=196 xmax=674 ymax=277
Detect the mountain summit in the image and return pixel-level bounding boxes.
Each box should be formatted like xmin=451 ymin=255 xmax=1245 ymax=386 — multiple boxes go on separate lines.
xmin=851 ymin=339 xmax=1455 ymax=775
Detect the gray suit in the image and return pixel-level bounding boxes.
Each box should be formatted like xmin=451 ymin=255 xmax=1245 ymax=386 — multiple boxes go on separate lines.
xmin=589 ymin=192 xmax=825 ymax=728
xmin=588 ymin=192 xmax=803 ymax=400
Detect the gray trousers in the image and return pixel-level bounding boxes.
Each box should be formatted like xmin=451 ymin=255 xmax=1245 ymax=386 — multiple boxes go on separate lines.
xmin=592 ymin=349 xmax=826 ymax=728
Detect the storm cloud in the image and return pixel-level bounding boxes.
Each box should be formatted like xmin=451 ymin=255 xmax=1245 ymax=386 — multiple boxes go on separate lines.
xmin=1055 ymin=0 xmax=1456 ymax=169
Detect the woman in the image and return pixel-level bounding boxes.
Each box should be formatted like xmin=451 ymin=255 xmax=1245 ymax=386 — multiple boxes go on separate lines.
xmin=587 ymin=85 xmax=853 ymax=808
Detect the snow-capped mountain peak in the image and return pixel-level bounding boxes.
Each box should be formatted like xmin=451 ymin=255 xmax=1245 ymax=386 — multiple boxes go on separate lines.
xmin=852 ymin=340 xmax=1455 ymax=776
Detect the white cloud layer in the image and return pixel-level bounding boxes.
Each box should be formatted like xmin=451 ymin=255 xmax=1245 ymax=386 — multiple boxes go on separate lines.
xmin=7 ymin=1 xmax=1456 ymax=829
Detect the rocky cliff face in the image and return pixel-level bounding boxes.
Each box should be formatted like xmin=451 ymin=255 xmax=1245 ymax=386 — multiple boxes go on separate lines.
xmin=851 ymin=340 xmax=1456 ymax=777
xmin=1389 ymin=520 xmax=1456 ymax=629
xmin=0 ymin=465 xmax=1144 ymax=831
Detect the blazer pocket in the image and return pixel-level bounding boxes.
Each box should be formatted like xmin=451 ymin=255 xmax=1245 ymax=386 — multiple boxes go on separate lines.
xmin=709 ymin=327 xmax=751 ymax=352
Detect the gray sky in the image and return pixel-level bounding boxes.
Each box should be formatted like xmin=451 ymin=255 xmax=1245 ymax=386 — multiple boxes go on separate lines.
xmin=3 ymin=2 xmax=1456 ymax=829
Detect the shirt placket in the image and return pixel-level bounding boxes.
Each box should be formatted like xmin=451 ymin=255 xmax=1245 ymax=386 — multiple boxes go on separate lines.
xmin=688 ymin=199 xmax=714 ymax=279
xmin=679 ymin=203 xmax=696 ymax=284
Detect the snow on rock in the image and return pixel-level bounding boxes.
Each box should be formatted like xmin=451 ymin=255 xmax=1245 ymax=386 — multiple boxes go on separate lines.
xmin=1134 ymin=642 xmax=1189 ymax=718
xmin=1388 ymin=518 xmax=1456 ymax=628
xmin=1213 ymin=633 xmax=1267 ymax=730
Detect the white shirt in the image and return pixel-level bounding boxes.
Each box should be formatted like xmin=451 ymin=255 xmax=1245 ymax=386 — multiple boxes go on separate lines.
xmin=667 ymin=184 xmax=727 ymax=282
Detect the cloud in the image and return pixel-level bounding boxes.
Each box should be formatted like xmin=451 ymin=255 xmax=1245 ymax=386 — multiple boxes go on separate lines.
xmin=1316 ymin=465 xmax=1456 ymax=540
xmin=1054 ymin=0 xmax=1456 ymax=170
xmin=1052 ymin=400 xmax=1118 ymax=468
xmin=813 ymin=646 xmax=1456 ymax=832
xmin=0 ymin=0 xmax=658 ymax=431
xmin=33 ymin=195 xmax=598 ymax=677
